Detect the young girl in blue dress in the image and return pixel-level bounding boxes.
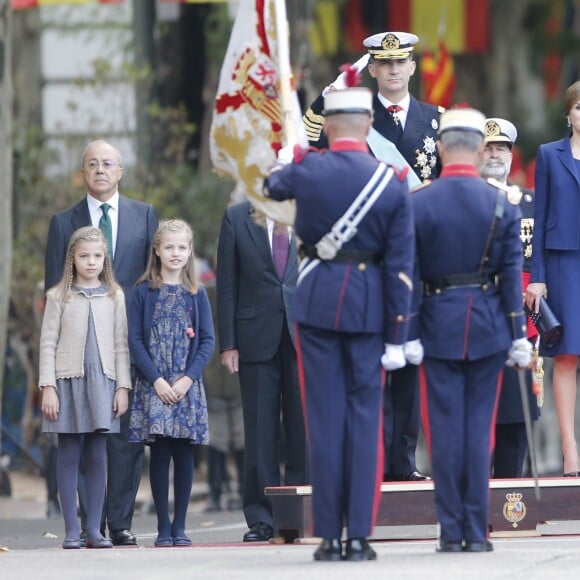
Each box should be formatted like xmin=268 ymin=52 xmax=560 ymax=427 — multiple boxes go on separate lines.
xmin=129 ymin=219 xmax=214 ymax=547
xmin=39 ymin=226 xmax=131 ymax=549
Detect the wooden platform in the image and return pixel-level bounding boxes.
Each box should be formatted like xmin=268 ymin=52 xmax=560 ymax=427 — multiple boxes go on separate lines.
xmin=265 ymin=478 xmax=580 ymax=543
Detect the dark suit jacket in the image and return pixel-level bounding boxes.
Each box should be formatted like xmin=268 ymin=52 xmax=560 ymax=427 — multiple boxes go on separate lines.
xmin=44 ymin=195 xmax=158 ymax=307
xmin=531 ymin=136 xmax=580 ymax=283
xmin=216 ymin=201 xmax=298 ymax=363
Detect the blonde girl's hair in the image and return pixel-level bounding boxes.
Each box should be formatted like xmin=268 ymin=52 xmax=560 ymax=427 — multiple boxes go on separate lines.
xmin=56 ymin=226 xmax=119 ymax=302
xmin=137 ymin=219 xmax=198 ymax=293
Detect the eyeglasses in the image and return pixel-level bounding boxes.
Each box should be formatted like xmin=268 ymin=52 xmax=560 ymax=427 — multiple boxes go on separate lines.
xmin=85 ymin=160 xmax=120 ymax=171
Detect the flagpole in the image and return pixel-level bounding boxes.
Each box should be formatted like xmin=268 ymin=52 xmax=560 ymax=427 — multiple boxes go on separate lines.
xmin=273 ymin=0 xmax=295 ymax=146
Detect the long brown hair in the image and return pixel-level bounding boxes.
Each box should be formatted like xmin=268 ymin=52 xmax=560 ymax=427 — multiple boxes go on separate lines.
xmin=137 ymin=219 xmax=198 ymax=293
xmin=56 ymin=226 xmax=119 ymax=302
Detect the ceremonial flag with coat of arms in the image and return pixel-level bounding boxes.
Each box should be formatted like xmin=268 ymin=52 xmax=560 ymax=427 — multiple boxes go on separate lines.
xmin=210 ymin=0 xmax=304 ymax=224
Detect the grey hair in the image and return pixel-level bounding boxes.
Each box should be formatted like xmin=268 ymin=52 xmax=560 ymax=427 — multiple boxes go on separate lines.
xmin=440 ymin=130 xmax=483 ymax=153
xmin=80 ymin=140 xmax=123 ymax=167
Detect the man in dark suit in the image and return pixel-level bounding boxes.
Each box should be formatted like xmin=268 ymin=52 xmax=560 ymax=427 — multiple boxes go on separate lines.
xmin=479 ymin=118 xmax=540 ymax=478
xmin=216 ymin=201 xmax=307 ymax=542
xmin=44 ymin=139 xmax=158 ymax=545
xmin=411 ymin=108 xmax=531 ymax=552
xmin=264 ymin=85 xmax=414 ymax=561
xmin=303 ymin=31 xmax=439 ymax=482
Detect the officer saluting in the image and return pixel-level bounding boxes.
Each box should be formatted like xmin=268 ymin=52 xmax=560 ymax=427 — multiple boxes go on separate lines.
xmin=264 ymin=82 xmax=414 ymax=561
xmin=410 ymin=108 xmax=531 ymax=553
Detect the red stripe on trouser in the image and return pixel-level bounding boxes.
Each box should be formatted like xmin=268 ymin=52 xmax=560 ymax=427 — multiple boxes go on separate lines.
xmin=370 ymin=369 xmax=386 ymax=530
xmin=418 ymin=364 xmax=432 ymax=458
xmin=489 ymin=368 xmax=504 ymax=455
xmin=293 ymin=323 xmax=313 ymax=537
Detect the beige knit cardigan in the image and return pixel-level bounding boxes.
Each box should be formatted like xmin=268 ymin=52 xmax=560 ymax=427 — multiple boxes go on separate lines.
xmin=38 ymin=286 xmax=131 ymax=389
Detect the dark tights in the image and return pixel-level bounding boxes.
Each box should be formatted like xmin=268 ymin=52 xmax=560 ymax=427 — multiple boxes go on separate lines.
xmin=57 ymin=433 xmax=107 ymax=541
xmin=149 ymin=438 xmax=194 ymax=539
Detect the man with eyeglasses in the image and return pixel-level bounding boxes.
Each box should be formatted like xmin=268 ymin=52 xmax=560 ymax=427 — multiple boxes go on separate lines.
xmin=44 ymin=139 xmax=158 ymax=546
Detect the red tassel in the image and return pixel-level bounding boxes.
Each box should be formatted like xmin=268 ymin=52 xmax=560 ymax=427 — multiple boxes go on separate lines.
xmin=339 ymin=63 xmax=361 ymax=88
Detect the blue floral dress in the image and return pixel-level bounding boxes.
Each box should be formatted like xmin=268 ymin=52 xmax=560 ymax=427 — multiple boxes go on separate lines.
xmin=129 ymin=284 xmax=209 ymax=444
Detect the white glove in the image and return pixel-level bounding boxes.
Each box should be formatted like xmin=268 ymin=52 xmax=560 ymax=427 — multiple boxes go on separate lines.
xmin=277 ymin=144 xmax=295 ymax=164
xmin=381 ymin=343 xmax=406 ymax=371
xmin=506 ymin=338 xmax=533 ymax=368
xmin=404 ymin=339 xmax=424 ymax=366
xmin=323 ymin=54 xmax=370 ymax=94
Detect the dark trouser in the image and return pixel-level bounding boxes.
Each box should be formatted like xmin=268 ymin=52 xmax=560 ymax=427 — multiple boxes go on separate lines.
xmin=79 ymin=392 xmax=144 ymax=532
xmin=493 ymin=422 xmax=527 ymax=478
xmin=238 ymin=322 xmax=307 ymax=528
xmin=420 ymin=352 xmax=505 ymax=544
xmin=383 ymin=364 xmax=420 ymax=476
xmin=296 ymin=324 xmax=383 ymax=540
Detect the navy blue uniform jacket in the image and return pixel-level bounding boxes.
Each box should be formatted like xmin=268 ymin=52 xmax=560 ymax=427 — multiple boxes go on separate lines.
xmin=264 ymin=141 xmax=414 ymax=342
xmin=411 ymin=164 xmax=526 ymax=360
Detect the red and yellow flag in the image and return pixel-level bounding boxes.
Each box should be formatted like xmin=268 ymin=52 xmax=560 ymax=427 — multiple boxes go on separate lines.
xmin=387 ymin=0 xmax=488 ymax=54
xmin=421 ymin=39 xmax=456 ymax=108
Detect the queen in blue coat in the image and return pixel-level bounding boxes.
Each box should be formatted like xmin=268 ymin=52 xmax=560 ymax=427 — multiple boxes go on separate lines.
xmin=526 ymin=80 xmax=580 ymax=476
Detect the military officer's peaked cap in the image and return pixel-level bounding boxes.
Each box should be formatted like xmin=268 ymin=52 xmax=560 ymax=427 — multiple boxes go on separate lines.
xmin=363 ymin=32 xmax=418 ymax=60
xmin=323 ymin=87 xmax=373 ymax=117
xmin=438 ymin=108 xmax=486 ymax=137
xmin=484 ymin=117 xmax=518 ymax=147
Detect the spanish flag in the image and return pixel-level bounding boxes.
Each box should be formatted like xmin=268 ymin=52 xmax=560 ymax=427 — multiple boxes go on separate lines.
xmin=387 ymin=0 xmax=488 ymax=54
xmin=421 ymin=40 xmax=456 ymax=108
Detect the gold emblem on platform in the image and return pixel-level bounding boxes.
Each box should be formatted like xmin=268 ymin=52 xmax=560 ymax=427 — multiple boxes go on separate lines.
xmin=502 ymin=492 xmax=527 ymax=527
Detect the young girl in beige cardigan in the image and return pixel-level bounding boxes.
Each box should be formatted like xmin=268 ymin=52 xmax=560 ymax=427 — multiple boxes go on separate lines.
xmin=39 ymin=226 xmax=131 ymax=549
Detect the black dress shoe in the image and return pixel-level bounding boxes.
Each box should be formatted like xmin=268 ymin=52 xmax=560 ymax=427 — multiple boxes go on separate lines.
xmin=313 ymin=538 xmax=342 ymax=561
xmin=385 ymin=471 xmax=431 ymax=482
xmin=109 ymin=528 xmax=138 ymax=546
xmin=563 ymin=472 xmax=580 ymax=477
xmin=243 ymin=523 xmax=273 ymax=542
xmin=345 ymin=538 xmax=377 ymax=561
xmin=436 ymin=540 xmax=463 ymax=553
xmin=463 ymin=540 xmax=493 ymax=552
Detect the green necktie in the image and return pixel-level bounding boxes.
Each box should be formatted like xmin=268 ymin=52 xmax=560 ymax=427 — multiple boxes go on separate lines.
xmin=99 ymin=203 xmax=113 ymax=260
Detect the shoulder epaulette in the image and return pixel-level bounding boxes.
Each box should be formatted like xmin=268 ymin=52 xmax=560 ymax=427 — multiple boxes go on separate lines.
xmin=303 ymin=107 xmax=324 ymax=142
xmin=437 ymin=105 xmax=446 ymax=114
xmin=486 ymin=178 xmax=523 ymax=205
xmin=410 ymin=179 xmax=432 ymax=193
